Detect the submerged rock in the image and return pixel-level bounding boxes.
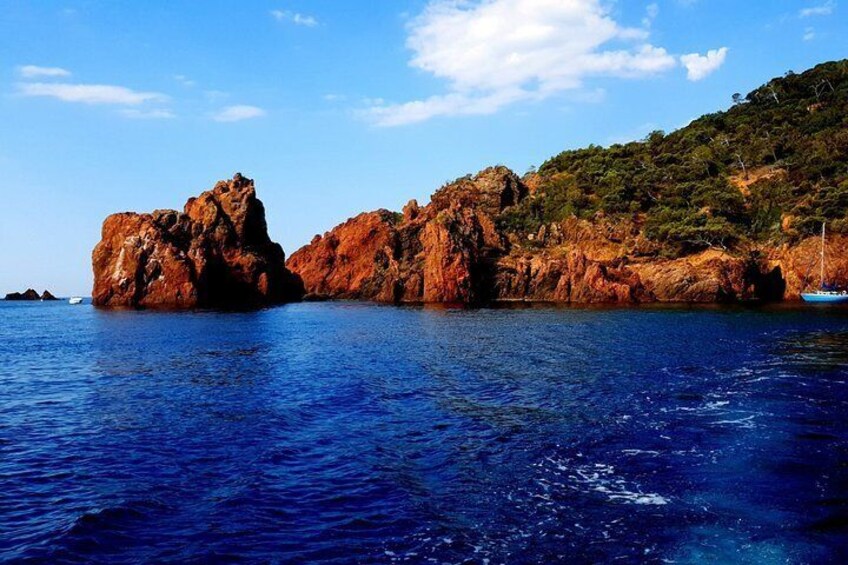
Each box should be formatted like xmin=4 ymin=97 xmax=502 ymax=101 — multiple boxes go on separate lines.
xmin=92 ymin=173 xmax=303 ymax=310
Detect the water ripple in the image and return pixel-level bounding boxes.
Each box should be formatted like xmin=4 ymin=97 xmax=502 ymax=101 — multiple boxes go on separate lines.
xmin=2 ymin=302 xmax=848 ymax=562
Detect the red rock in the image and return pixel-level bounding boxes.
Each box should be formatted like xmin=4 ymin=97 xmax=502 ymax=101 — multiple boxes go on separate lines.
xmin=288 ymin=167 xmax=524 ymax=304
xmin=92 ymin=174 xmax=302 ymax=310
xmin=286 ymin=210 xmax=402 ymax=302
xmin=428 ymin=166 xmax=527 ymax=217
xmin=421 ymin=207 xmax=483 ymax=303
xmin=287 ymin=165 xmax=824 ymax=305
xmin=770 ymin=234 xmax=848 ymax=299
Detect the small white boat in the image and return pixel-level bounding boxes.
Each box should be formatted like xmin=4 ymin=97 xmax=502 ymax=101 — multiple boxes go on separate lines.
xmin=801 ymin=224 xmax=848 ymax=304
xmin=69 ymin=297 xmax=83 ymax=305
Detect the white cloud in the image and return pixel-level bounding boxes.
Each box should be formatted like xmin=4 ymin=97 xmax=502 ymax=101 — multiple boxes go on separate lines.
xmin=120 ymin=108 xmax=176 ymax=119
xmin=369 ymin=89 xmax=529 ymax=127
xmin=17 ymin=82 xmax=167 ymax=105
xmin=680 ymin=47 xmax=728 ymax=81
xmin=173 ymin=74 xmax=196 ymax=87
xmin=270 ymin=9 xmax=318 ymax=27
xmin=803 ymin=27 xmax=816 ymax=41
xmin=204 ymin=90 xmax=230 ymax=102
xmin=212 ymin=105 xmax=266 ymax=122
xmin=366 ymin=0 xmax=696 ymax=126
xmin=800 ymin=2 xmax=834 ymax=17
xmin=643 ymin=3 xmax=660 ymax=28
xmin=18 ymin=65 xmax=71 ymax=78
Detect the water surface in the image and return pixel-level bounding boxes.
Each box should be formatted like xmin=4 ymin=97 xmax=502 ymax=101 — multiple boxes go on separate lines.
xmin=2 ymin=301 xmax=848 ymax=563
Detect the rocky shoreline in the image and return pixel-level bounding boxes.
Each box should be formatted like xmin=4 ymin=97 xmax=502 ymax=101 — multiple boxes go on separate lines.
xmin=286 ymin=167 xmax=840 ymax=306
xmin=89 ymin=170 xmax=845 ymax=310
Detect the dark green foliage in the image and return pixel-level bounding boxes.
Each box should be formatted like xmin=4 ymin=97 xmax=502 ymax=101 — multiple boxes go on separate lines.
xmin=794 ymin=182 xmax=848 ymax=235
xmin=500 ymin=60 xmax=848 ymax=256
xmin=749 ymin=178 xmax=793 ymax=238
xmin=644 ymin=209 xmax=738 ymax=254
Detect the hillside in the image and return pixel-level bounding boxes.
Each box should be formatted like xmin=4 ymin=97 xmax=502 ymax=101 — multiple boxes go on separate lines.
xmin=514 ymin=60 xmax=848 ymax=251
xmin=287 ymin=61 xmax=848 ymax=304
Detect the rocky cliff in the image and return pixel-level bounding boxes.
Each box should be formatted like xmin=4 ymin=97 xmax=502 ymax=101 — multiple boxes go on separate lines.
xmin=92 ymin=174 xmax=303 ymax=309
xmin=286 ymin=167 xmax=845 ymax=305
xmin=288 ymin=61 xmax=848 ymax=305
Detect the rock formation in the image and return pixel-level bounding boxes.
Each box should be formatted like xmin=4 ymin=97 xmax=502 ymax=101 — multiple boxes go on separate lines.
xmin=92 ymin=174 xmax=303 ymax=310
xmin=40 ymin=290 xmax=58 ymax=301
xmin=287 ymin=167 xmax=517 ymax=304
xmin=287 ymin=62 xmax=848 ymax=305
xmin=5 ymin=289 xmax=43 ymax=301
xmin=287 ymin=166 xmax=827 ymax=305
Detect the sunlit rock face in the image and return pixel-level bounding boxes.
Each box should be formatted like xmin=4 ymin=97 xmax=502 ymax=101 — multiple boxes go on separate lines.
xmin=287 ymin=165 xmax=809 ymax=305
xmin=92 ymin=174 xmax=303 ymax=310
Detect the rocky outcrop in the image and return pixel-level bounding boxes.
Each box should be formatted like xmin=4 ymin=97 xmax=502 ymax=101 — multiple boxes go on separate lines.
xmin=490 ymin=252 xmax=650 ymax=303
xmin=5 ymin=289 xmax=43 ymax=301
xmin=285 ymin=210 xmax=402 ymax=302
xmin=288 ymin=167 xmax=520 ymax=304
xmin=40 ymin=290 xmax=58 ymax=301
xmin=287 ymin=166 xmax=807 ymax=305
xmin=92 ymin=174 xmax=303 ymax=310
xmin=769 ymin=235 xmax=848 ymax=299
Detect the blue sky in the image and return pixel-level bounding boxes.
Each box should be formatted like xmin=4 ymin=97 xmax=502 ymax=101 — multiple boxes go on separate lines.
xmin=1 ymin=0 xmax=845 ymax=295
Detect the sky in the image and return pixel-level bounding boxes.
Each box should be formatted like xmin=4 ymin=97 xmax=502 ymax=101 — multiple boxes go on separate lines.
xmin=1 ymin=0 xmax=846 ymax=295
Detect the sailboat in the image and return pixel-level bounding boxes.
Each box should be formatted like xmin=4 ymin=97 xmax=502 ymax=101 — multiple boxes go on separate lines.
xmin=801 ymin=223 xmax=848 ymax=304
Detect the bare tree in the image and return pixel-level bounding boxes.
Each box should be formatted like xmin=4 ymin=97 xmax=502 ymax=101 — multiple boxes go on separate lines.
xmin=813 ymin=79 xmax=836 ymax=102
xmin=762 ymin=130 xmax=779 ymax=163
xmin=736 ymin=153 xmax=748 ymax=180
xmin=766 ymin=82 xmax=781 ymax=104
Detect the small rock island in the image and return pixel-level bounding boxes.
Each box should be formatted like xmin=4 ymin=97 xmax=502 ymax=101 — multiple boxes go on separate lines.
xmin=5 ymin=289 xmax=58 ymax=301
xmin=91 ymin=174 xmax=303 ymax=310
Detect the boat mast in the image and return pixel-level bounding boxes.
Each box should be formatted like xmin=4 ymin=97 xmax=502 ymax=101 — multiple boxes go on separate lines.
xmin=821 ymin=222 xmax=826 ymax=289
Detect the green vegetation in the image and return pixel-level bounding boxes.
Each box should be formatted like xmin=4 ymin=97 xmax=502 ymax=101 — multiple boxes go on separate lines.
xmin=498 ymin=60 xmax=848 ymax=256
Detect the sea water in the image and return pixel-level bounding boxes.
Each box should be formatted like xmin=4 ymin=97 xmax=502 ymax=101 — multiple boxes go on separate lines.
xmin=2 ymin=301 xmax=848 ymax=563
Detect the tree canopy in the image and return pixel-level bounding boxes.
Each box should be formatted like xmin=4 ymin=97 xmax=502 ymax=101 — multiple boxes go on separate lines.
xmin=498 ymin=60 xmax=848 ymax=257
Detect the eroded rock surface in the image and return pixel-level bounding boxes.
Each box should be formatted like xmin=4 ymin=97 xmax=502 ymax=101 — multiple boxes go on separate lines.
xmin=92 ymin=174 xmax=303 ymax=309
xmin=287 ymin=166 xmax=814 ymax=305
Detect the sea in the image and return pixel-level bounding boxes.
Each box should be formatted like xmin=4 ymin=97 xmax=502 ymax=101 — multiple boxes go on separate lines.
xmin=2 ymin=300 xmax=848 ymax=563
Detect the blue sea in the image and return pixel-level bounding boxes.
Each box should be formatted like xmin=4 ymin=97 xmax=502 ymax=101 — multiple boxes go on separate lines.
xmin=2 ymin=301 xmax=848 ymax=563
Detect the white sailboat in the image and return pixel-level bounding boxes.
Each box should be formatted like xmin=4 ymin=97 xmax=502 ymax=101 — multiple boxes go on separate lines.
xmin=801 ymin=223 xmax=848 ymax=303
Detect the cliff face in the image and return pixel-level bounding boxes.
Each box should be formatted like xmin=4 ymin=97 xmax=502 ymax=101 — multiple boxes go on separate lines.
xmin=769 ymin=236 xmax=848 ymax=299
xmin=288 ymin=61 xmax=848 ymax=305
xmin=92 ymin=174 xmax=303 ymax=310
xmin=288 ymin=167 xmax=514 ymax=304
xmin=287 ymin=166 xmax=845 ymax=305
